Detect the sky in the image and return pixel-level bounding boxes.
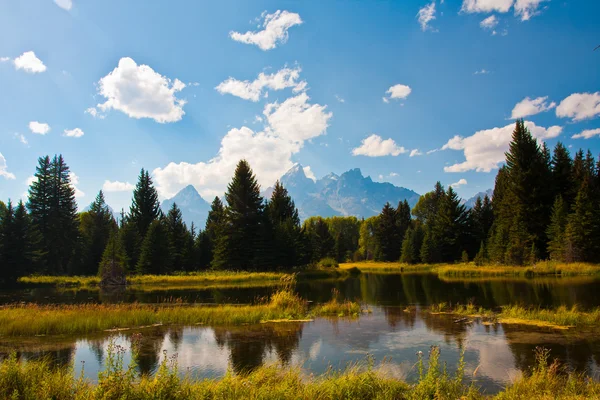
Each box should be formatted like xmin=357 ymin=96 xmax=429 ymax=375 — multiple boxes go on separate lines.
xmin=0 ymin=0 xmax=599 ymax=211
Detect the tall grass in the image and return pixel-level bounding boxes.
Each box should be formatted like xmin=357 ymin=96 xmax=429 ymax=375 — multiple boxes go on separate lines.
xmin=19 ymin=271 xmax=288 ymax=288
xmin=4 ymin=344 xmax=595 ymax=399
xmin=0 ymin=289 xmax=362 ymax=337
xmin=436 ymin=261 xmax=600 ymax=278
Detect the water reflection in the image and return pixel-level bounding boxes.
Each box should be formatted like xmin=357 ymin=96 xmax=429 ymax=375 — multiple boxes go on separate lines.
xmin=4 ymin=274 xmax=600 ymax=310
xmin=3 ymin=307 xmax=600 ymax=394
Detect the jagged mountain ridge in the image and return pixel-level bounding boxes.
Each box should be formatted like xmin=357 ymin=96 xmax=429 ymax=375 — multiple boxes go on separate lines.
xmin=463 ymin=188 xmax=494 ymax=209
xmin=274 ymin=164 xmax=421 ymax=221
xmin=161 ymin=184 xmax=211 ymax=229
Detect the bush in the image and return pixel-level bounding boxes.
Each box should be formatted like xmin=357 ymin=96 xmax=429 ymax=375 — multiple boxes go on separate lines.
xmin=317 ymin=257 xmax=339 ymax=268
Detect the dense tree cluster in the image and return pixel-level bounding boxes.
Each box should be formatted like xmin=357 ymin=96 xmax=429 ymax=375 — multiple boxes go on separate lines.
xmin=1 ymin=122 xmax=599 ymax=284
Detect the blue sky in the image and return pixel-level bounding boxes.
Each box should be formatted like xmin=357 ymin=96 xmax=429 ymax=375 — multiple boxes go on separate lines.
xmin=0 ymin=0 xmax=599 ymax=211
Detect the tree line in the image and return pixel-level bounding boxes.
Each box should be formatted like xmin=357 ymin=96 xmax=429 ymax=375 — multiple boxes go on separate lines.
xmin=0 ymin=120 xmax=599 ymax=283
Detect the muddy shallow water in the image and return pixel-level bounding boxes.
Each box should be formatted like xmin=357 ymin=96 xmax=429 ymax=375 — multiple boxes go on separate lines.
xmin=3 ymin=273 xmax=600 ymax=395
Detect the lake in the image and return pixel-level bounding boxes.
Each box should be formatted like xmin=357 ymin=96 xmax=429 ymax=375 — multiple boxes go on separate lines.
xmin=3 ymin=272 xmax=600 ymax=394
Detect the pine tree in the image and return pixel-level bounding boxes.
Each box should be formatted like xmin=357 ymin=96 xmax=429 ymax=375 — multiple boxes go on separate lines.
xmin=400 ymin=228 xmax=415 ymax=264
xmin=200 ymin=197 xmax=225 ymax=268
xmin=565 ymin=178 xmax=600 ymax=262
xmin=26 ymin=156 xmax=52 ymax=273
xmin=551 ymin=142 xmax=573 ymax=205
xmin=474 ymin=241 xmax=486 ymax=266
xmin=304 ymin=217 xmax=335 ymax=262
xmin=420 ymin=230 xmax=434 ymax=264
xmin=267 ymin=181 xmax=302 ymax=268
xmin=395 ymin=200 xmax=412 ymax=255
xmin=165 ymin=203 xmax=187 ymax=271
xmin=137 ymin=219 xmax=172 ymax=274
xmin=119 ymin=217 xmax=141 ymax=272
xmin=375 ymin=203 xmax=400 ymax=261
xmin=212 ymin=160 xmax=266 ymax=270
xmin=79 ymin=191 xmax=116 ymax=275
xmin=130 ymin=169 xmax=161 ymax=239
xmin=99 ymin=229 xmax=128 ymax=285
xmin=431 ymin=186 xmax=469 ymax=262
xmin=546 ymin=196 xmax=568 ymax=261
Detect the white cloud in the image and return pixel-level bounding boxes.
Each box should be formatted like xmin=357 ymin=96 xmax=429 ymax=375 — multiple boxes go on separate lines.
xmin=152 ymin=94 xmax=331 ymax=199
xmin=14 ymin=51 xmax=47 ymax=73
xmin=215 ymin=66 xmax=306 ymax=102
xmin=352 ymin=134 xmax=407 ymax=157
xmin=474 ymin=69 xmax=491 ymax=75
xmin=572 ymin=128 xmax=600 ymax=140
xmin=335 ymin=94 xmax=345 ymax=103
xmin=511 ymin=96 xmax=556 ymax=119
xmin=93 ymin=57 xmax=186 ymax=123
xmin=85 ymin=107 xmax=105 ymax=119
xmin=417 ymin=2 xmax=437 ymax=32
xmin=556 ymin=92 xmax=600 ymax=122
xmin=480 ymin=15 xmax=499 ymax=29
xmin=103 ymin=180 xmax=135 ymax=192
xmin=450 ymin=178 xmax=468 ymax=188
xmin=303 ymin=166 xmax=317 ymax=182
xmin=442 ymin=121 xmax=562 ymax=172
xmin=29 ymin=121 xmax=50 ymax=135
xmin=514 ymin=0 xmax=548 ymax=21
xmin=0 ymin=57 xmax=9 ymax=62
xmin=263 ymin=93 xmax=332 ymax=142
xmin=383 ymin=84 xmax=412 ymax=103
xmin=461 ymin=0 xmax=513 ymax=13
xmin=63 ymin=128 xmax=84 ymax=138
xmin=410 ymin=149 xmax=423 ymax=157
xmin=14 ymin=133 xmax=28 ymax=146
xmin=389 ymin=172 xmax=399 ymax=177
xmin=0 ymin=153 xmax=16 ymax=180
xmin=69 ymin=172 xmax=85 ymax=198
xmin=230 ymin=10 xmax=303 ymax=51
xmin=54 ymin=0 xmax=72 ymax=10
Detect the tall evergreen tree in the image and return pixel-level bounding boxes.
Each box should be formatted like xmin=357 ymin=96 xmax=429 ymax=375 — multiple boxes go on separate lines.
xmin=551 ymin=142 xmax=573 ymax=205
xmin=395 ymin=200 xmax=412 ymax=258
xmin=546 ymin=196 xmax=569 ymax=261
xmin=565 ymin=178 xmax=600 ymax=262
xmin=267 ymin=181 xmax=302 ymax=268
xmin=199 ymin=197 xmax=225 ymax=268
xmin=26 ymin=156 xmax=52 ymax=272
xmin=375 ymin=203 xmax=400 ymax=261
xmin=304 ymin=217 xmax=335 ymax=262
xmin=130 ymin=169 xmax=161 ymax=239
xmin=165 ymin=203 xmax=188 ymax=271
xmin=78 ymin=191 xmax=116 ymax=275
xmin=431 ymin=186 xmax=470 ymax=262
xmin=137 ymin=219 xmax=172 ymax=274
xmin=212 ymin=160 xmax=266 ymax=270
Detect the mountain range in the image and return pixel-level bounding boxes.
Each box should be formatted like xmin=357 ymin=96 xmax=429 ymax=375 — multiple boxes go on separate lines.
xmin=157 ymin=166 xmax=492 ymax=228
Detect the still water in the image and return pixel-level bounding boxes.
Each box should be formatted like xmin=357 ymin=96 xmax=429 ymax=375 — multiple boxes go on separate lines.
xmin=3 ymin=273 xmax=600 ymax=394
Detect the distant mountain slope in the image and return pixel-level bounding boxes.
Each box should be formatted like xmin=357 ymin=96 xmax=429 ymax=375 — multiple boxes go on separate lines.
xmin=277 ymin=164 xmax=421 ymax=221
xmin=463 ymin=189 xmax=494 ymax=209
xmin=161 ymin=185 xmax=211 ymax=229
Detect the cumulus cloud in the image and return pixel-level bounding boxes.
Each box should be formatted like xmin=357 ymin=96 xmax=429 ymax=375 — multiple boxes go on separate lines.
xmin=63 ymin=128 xmax=84 ymax=138
xmin=91 ymin=57 xmax=186 ymax=123
xmin=14 ymin=51 xmax=47 ymax=73
xmin=450 ymin=178 xmax=468 ymax=188
xmin=230 ymin=10 xmax=303 ymax=51
xmin=410 ymin=149 xmax=423 ymax=157
xmin=0 ymin=57 xmax=9 ymax=62
xmin=383 ymin=84 xmax=412 ymax=103
xmin=54 ymin=0 xmax=72 ymax=10
xmin=556 ymin=92 xmax=600 ymax=122
xmin=215 ymin=66 xmax=306 ymax=102
xmin=153 ymin=94 xmax=331 ymax=198
xmin=514 ymin=0 xmax=548 ymax=21
xmin=103 ymin=180 xmax=135 ymax=192
xmin=263 ymin=93 xmax=332 ymax=142
xmin=572 ymin=128 xmax=600 ymax=140
xmin=442 ymin=121 xmax=562 ymax=172
xmin=0 ymin=153 xmax=16 ymax=180
xmin=352 ymin=134 xmax=407 ymax=157
xmin=68 ymin=172 xmax=85 ymax=198
xmin=480 ymin=15 xmax=498 ymax=29
xmin=511 ymin=96 xmax=556 ymax=119
xmin=461 ymin=0 xmax=513 ymax=13
xmin=417 ymin=2 xmax=437 ymax=31
xmin=303 ymin=166 xmax=317 ymax=182
xmin=29 ymin=121 xmax=50 ymax=135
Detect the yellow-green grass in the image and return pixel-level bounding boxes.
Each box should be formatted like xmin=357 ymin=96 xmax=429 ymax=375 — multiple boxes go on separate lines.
xmin=0 ymin=290 xmax=361 ymax=337
xmin=2 ymin=345 xmax=598 ymax=399
xmin=19 ymin=271 xmax=288 ymax=288
xmin=339 ymin=262 xmax=436 ymax=273
xmin=429 ymin=303 xmax=600 ymax=330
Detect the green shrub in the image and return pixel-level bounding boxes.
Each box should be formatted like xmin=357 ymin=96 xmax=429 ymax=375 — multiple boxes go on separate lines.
xmin=317 ymin=257 xmax=339 ymax=269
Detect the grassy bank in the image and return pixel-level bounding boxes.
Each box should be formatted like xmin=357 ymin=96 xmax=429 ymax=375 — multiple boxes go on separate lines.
xmin=341 ymin=261 xmax=600 ymax=277
xmin=0 ymin=290 xmax=360 ymax=337
xmin=1 ymin=346 xmax=598 ymax=399
xmin=430 ymin=303 xmax=600 ymax=329
xmin=19 ymin=271 xmax=288 ymax=288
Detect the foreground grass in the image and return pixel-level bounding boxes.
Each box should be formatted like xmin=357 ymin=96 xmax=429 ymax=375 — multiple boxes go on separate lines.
xmin=19 ymin=271 xmax=288 ymax=288
xmin=2 ymin=345 xmax=598 ymax=399
xmin=341 ymin=261 xmax=600 ymax=277
xmin=0 ymin=290 xmax=361 ymax=337
xmin=430 ymin=303 xmax=600 ymax=329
